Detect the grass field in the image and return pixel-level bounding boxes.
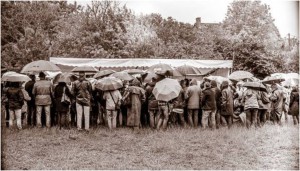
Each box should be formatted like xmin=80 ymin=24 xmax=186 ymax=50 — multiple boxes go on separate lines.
xmin=1 ymin=120 xmax=299 ymax=170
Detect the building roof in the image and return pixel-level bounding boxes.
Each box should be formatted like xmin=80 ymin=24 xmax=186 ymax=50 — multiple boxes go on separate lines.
xmin=50 ymin=57 xmax=232 ymax=69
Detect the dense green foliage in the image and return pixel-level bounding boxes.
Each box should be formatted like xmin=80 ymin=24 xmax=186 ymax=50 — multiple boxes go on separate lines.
xmin=1 ymin=1 xmax=298 ymax=76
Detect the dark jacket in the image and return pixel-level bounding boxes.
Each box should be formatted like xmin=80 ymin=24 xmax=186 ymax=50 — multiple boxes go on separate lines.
xmin=220 ymin=81 xmax=233 ymax=116
xmin=173 ymin=89 xmax=185 ymax=109
xmin=54 ymin=84 xmax=72 ymax=112
xmin=289 ymin=90 xmax=299 ymax=116
xmin=25 ymin=80 xmax=35 ymax=105
xmin=7 ymin=87 xmax=24 ymax=110
xmin=211 ymin=80 xmax=221 ymax=110
xmin=145 ymin=82 xmax=158 ymax=110
xmin=201 ymin=88 xmax=216 ymax=110
xmin=72 ymin=79 xmax=92 ymax=106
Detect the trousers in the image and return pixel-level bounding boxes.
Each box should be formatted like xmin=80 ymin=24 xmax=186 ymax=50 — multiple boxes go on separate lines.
xmin=106 ymin=110 xmax=117 ymax=129
xmin=202 ymin=109 xmax=216 ymax=129
xmin=9 ymin=109 xmax=22 ymax=129
xmin=36 ymin=105 xmax=51 ymax=128
xmin=76 ymin=103 xmax=90 ymax=130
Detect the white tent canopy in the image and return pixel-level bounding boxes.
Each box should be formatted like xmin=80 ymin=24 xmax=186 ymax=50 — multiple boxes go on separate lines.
xmin=50 ymin=57 xmax=233 ymax=69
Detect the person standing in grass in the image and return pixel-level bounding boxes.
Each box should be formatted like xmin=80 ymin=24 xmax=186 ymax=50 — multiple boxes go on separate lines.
xmin=72 ymin=71 xmax=93 ymax=131
xmin=103 ymin=89 xmax=122 ymax=130
xmin=257 ymin=90 xmax=270 ymax=127
xmin=122 ymin=79 xmax=145 ymax=132
xmin=25 ymin=74 xmax=36 ymax=126
xmin=220 ymin=81 xmax=233 ymax=128
xmin=171 ymin=80 xmax=187 ymax=128
xmin=54 ymin=82 xmax=73 ymax=129
xmin=242 ymin=87 xmax=260 ymax=128
xmin=201 ymin=82 xmax=216 ymax=129
xmin=289 ymin=86 xmax=299 ymax=125
xmin=270 ymin=83 xmax=286 ymax=125
xmin=185 ymin=78 xmax=201 ymax=128
xmin=6 ymin=82 xmax=24 ymax=130
xmin=210 ymin=80 xmax=222 ymax=129
xmin=32 ymin=72 xmax=53 ymax=128
xmin=145 ymin=78 xmax=159 ymax=129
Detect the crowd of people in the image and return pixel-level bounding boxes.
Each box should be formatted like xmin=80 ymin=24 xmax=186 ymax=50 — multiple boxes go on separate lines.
xmin=2 ymin=70 xmax=299 ymax=132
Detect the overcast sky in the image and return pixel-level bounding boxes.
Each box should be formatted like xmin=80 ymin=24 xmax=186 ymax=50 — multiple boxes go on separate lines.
xmin=73 ymin=0 xmax=299 ymax=38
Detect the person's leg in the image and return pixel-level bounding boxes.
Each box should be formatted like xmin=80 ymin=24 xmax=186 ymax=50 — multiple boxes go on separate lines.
xmin=245 ymin=109 xmax=251 ymax=129
xmin=156 ymin=107 xmax=163 ymax=130
xmin=118 ymin=110 xmax=123 ymax=127
xmin=260 ymin=109 xmax=267 ymax=127
xmin=178 ymin=112 xmax=186 ymax=128
xmin=112 ymin=110 xmax=117 ymax=129
xmin=162 ymin=106 xmax=169 ymax=130
xmin=45 ymin=105 xmax=51 ymax=128
xmin=193 ymin=109 xmax=199 ymax=128
xmin=8 ymin=109 xmax=14 ymax=128
xmin=106 ymin=110 xmax=112 ymax=129
xmin=210 ymin=110 xmax=216 ymax=130
xmin=76 ymin=103 xmax=83 ymax=130
xmin=201 ymin=110 xmax=209 ymax=129
xmin=252 ymin=109 xmax=258 ymax=128
xmin=215 ymin=110 xmax=220 ymax=129
xmin=36 ymin=106 xmax=42 ymax=128
xmin=187 ymin=109 xmax=194 ymax=127
xmin=149 ymin=110 xmax=155 ymax=129
xmin=83 ymin=106 xmax=90 ymax=130
xmin=15 ymin=109 xmax=22 ymax=129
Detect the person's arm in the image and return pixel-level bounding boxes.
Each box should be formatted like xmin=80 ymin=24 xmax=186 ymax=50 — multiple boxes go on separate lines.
xmin=32 ymin=83 xmax=36 ymax=97
xmin=221 ymin=90 xmax=227 ymax=107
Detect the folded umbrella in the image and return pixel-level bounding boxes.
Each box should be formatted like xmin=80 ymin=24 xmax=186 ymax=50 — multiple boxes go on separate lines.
xmin=110 ymin=71 xmax=134 ymax=81
xmin=2 ymin=72 xmax=31 ymax=82
xmin=21 ymin=60 xmax=61 ymax=73
xmin=229 ymin=70 xmax=253 ymax=81
xmin=153 ymin=78 xmax=182 ymax=102
xmin=93 ymin=70 xmax=116 ymax=79
xmin=243 ymin=82 xmax=267 ymax=91
xmin=95 ymin=77 xmax=123 ymax=91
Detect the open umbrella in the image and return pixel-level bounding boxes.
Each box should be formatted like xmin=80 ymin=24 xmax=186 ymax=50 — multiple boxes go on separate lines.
xmin=175 ymin=65 xmax=201 ymax=75
xmin=2 ymin=72 xmax=31 ymax=82
xmin=243 ymin=82 xmax=267 ymax=91
xmin=123 ymin=69 xmax=145 ymax=75
xmin=229 ymin=70 xmax=253 ymax=81
xmin=110 ymin=71 xmax=134 ymax=81
xmin=148 ymin=63 xmax=173 ymax=72
xmin=142 ymin=72 xmax=157 ymax=83
xmin=153 ymin=78 xmax=182 ymax=102
xmin=53 ymin=72 xmax=78 ymax=84
xmin=71 ymin=65 xmax=98 ymax=72
xmin=93 ymin=70 xmax=116 ymax=79
xmin=205 ymin=76 xmax=231 ymax=85
xmin=262 ymin=76 xmax=285 ymax=85
xmin=21 ymin=60 xmax=61 ymax=73
xmin=95 ymin=77 xmax=123 ymax=91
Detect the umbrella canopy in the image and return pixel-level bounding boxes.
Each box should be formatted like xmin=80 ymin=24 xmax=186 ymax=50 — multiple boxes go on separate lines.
xmin=53 ymin=72 xmax=78 ymax=84
xmin=229 ymin=70 xmax=253 ymax=81
xmin=148 ymin=63 xmax=173 ymax=72
xmin=142 ymin=72 xmax=157 ymax=83
xmin=110 ymin=71 xmax=134 ymax=81
xmin=2 ymin=72 xmax=31 ymax=82
xmin=262 ymin=76 xmax=285 ymax=85
xmin=153 ymin=78 xmax=182 ymax=102
xmin=87 ymin=78 xmax=97 ymax=91
xmin=175 ymin=65 xmax=201 ymax=75
xmin=21 ymin=60 xmax=61 ymax=73
xmin=205 ymin=76 xmax=231 ymax=85
xmin=243 ymin=82 xmax=267 ymax=91
xmin=93 ymin=70 xmax=116 ymax=79
xmin=95 ymin=77 xmax=123 ymax=91
xmin=123 ymin=69 xmax=145 ymax=75
xmin=71 ymin=65 xmax=98 ymax=72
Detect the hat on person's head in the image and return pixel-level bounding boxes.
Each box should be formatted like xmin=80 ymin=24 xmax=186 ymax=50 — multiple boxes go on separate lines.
xmin=210 ymin=80 xmax=217 ymax=88
xmin=39 ymin=71 xmax=46 ymax=78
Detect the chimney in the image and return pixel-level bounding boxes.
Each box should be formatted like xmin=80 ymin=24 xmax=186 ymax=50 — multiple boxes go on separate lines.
xmin=195 ymin=17 xmax=201 ymax=29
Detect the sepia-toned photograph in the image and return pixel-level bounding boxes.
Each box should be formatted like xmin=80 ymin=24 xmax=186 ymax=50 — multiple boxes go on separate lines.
xmin=1 ymin=0 xmax=299 ymax=170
